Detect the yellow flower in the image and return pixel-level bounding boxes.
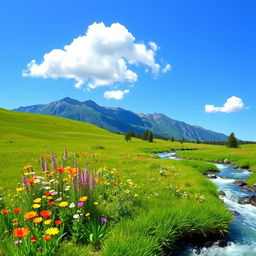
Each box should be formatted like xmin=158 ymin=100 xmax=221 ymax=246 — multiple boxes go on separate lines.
xmin=58 ymin=201 xmax=68 ymax=207
xmin=33 ymin=198 xmax=41 ymax=203
xmin=79 ymin=196 xmax=88 ymax=202
xmin=33 ymin=217 xmax=43 ymax=223
xmin=13 ymin=219 xmax=18 ymax=226
xmin=16 ymin=187 xmax=24 ymax=192
xmin=47 ymin=196 xmax=53 ymax=200
xmin=45 ymin=227 xmax=59 ymax=235
xmin=124 ymin=190 xmax=130 ymax=193
xmin=44 ymin=219 xmax=52 ymax=225
xmin=32 ymin=204 xmax=41 ymax=209
xmin=85 ymin=212 xmax=90 ymax=217
xmin=93 ymin=202 xmax=99 ymax=206
xmin=24 ymin=172 xmax=29 ymax=176
xmin=42 ymin=196 xmax=47 ymax=199
xmin=134 ymin=194 xmax=138 ymax=197
xmin=24 ymin=165 xmax=32 ymax=170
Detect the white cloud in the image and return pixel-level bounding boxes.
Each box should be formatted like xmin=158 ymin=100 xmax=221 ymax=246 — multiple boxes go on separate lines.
xmin=23 ymin=22 xmax=168 ymax=94
xmin=149 ymin=41 xmax=158 ymax=51
xmin=205 ymin=96 xmax=246 ymax=113
xmin=162 ymin=63 xmax=171 ymax=73
xmin=104 ymin=89 xmax=130 ymax=100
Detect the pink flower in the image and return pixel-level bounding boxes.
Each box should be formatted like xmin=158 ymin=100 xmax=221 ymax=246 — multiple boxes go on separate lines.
xmin=77 ymin=202 xmax=84 ymax=207
xmin=101 ymin=217 xmax=107 ymax=223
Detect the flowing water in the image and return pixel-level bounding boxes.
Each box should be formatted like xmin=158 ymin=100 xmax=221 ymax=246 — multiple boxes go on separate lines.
xmin=158 ymin=152 xmax=256 ymax=256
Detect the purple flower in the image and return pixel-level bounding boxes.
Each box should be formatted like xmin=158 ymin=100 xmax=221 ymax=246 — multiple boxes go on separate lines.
xmin=101 ymin=217 xmax=107 ymax=223
xmin=77 ymin=202 xmax=84 ymax=207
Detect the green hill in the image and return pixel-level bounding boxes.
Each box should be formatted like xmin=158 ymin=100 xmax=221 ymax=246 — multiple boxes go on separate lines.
xmin=0 ymin=108 xmax=182 ymax=187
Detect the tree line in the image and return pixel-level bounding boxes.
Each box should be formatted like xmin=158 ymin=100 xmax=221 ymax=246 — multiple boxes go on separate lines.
xmin=124 ymin=129 xmax=254 ymax=148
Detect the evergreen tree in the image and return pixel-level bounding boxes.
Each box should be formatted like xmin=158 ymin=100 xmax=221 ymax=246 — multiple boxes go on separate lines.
xmin=124 ymin=131 xmax=132 ymax=142
xmin=148 ymin=131 xmax=154 ymax=143
xmin=142 ymin=130 xmax=149 ymax=141
xmin=196 ymin=139 xmax=200 ymax=144
xmin=180 ymin=138 xmax=184 ymax=144
xmin=171 ymin=136 xmax=175 ymax=142
xmin=227 ymin=132 xmax=238 ymax=148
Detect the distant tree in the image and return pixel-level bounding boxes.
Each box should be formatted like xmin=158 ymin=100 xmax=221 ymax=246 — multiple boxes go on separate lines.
xmin=196 ymin=139 xmax=200 ymax=144
xmin=130 ymin=130 xmax=135 ymax=137
xmin=142 ymin=130 xmax=149 ymax=141
xmin=124 ymin=131 xmax=132 ymax=142
xmin=171 ymin=136 xmax=175 ymax=142
xmin=180 ymin=138 xmax=184 ymax=144
xmin=227 ymin=132 xmax=238 ymax=148
xmin=148 ymin=131 xmax=154 ymax=143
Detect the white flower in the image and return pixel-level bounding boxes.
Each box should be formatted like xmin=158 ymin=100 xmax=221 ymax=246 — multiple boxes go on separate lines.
xmin=73 ymin=214 xmax=79 ymax=219
xmin=64 ymin=186 xmax=70 ymax=191
xmin=69 ymin=203 xmax=75 ymax=208
xmin=44 ymin=186 xmax=51 ymax=190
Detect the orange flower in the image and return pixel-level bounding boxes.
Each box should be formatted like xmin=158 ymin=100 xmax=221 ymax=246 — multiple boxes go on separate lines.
xmin=48 ymin=201 xmax=55 ymax=206
xmin=24 ymin=211 xmax=37 ymax=219
xmin=23 ymin=165 xmax=32 ymax=170
xmin=27 ymin=178 xmax=35 ymax=185
xmin=30 ymin=236 xmax=37 ymax=242
xmin=43 ymin=235 xmax=51 ymax=241
xmin=40 ymin=210 xmax=52 ymax=218
xmin=13 ymin=227 xmax=30 ymax=238
xmin=13 ymin=209 xmax=22 ymax=214
xmin=54 ymin=220 xmax=62 ymax=225
xmin=1 ymin=210 xmax=9 ymax=215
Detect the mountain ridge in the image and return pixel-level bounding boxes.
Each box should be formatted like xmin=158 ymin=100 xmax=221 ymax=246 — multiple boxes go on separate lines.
xmin=14 ymin=97 xmax=228 ymax=141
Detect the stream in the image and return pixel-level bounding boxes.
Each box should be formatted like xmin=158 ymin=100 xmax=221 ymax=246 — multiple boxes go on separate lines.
xmin=158 ymin=152 xmax=256 ymax=256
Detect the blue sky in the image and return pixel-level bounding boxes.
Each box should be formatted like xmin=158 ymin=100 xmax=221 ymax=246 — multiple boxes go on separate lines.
xmin=0 ymin=0 xmax=255 ymax=140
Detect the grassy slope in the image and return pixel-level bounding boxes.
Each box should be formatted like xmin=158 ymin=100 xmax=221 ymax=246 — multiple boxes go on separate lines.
xmin=0 ymin=109 xmax=232 ymax=255
xmin=176 ymin=144 xmax=256 ymax=185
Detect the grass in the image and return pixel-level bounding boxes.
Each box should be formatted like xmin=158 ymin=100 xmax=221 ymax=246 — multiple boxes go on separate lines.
xmin=0 ymin=108 xmax=235 ymax=255
xmin=176 ymin=144 xmax=256 ymax=186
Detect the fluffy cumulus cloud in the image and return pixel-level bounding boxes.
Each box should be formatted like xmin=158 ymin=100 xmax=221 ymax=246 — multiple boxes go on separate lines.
xmin=23 ymin=22 xmax=170 ymax=99
xmin=104 ymin=89 xmax=130 ymax=100
xmin=205 ymin=96 xmax=246 ymax=113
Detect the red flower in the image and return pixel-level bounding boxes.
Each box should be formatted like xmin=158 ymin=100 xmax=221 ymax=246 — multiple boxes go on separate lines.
xmin=40 ymin=210 xmax=52 ymax=218
xmin=1 ymin=210 xmax=9 ymax=215
xmin=43 ymin=235 xmax=51 ymax=241
xmin=44 ymin=192 xmax=51 ymax=196
xmin=27 ymin=178 xmax=35 ymax=185
xmin=112 ymin=182 xmax=118 ymax=186
xmin=30 ymin=236 xmax=37 ymax=242
xmin=54 ymin=220 xmax=62 ymax=225
xmin=13 ymin=209 xmax=22 ymax=214
xmin=57 ymin=168 xmax=64 ymax=173
xmin=48 ymin=201 xmax=55 ymax=206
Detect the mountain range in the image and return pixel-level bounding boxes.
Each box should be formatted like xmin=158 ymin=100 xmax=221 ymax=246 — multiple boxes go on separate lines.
xmin=14 ymin=97 xmax=228 ymax=141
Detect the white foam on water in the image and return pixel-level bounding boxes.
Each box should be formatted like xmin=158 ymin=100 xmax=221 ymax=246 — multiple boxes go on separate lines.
xmin=189 ymin=242 xmax=256 ymax=256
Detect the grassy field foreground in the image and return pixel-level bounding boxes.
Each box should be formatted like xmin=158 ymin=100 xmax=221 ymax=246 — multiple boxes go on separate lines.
xmin=0 ymin=108 xmax=232 ymax=255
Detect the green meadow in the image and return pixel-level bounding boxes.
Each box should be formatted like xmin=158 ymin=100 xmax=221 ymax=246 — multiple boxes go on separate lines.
xmin=2 ymin=108 xmax=255 ymax=255
xmin=176 ymin=144 xmax=256 ymax=185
